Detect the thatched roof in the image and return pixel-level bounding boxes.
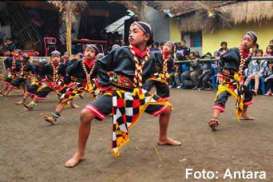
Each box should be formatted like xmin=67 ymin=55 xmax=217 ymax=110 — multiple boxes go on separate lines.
xmin=108 ymin=1 xmax=273 ymax=32
xmin=145 ymin=1 xmax=235 ymax=17
xmin=144 ymin=1 xmax=273 ymax=32
xmin=219 ymin=1 xmax=273 ymax=24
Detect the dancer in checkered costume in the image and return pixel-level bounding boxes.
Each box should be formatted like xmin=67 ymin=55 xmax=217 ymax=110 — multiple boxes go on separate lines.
xmin=208 ymin=32 xmax=257 ymax=131
xmin=65 ymin=21 xmax=181 ymax=168
xmin=43 ymin=44 xmax=99 ymax=125
xmin=1 ymin=49 xmax=23 ymax=96
xmin=143 ymin=41 xmax=175 ymax=100
xmin=23 ymin=50 xmax=65 ymax=111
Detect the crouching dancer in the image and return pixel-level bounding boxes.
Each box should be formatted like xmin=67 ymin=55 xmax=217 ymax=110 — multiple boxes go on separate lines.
xmin=65 ymin=21 xmax=181 ymax=168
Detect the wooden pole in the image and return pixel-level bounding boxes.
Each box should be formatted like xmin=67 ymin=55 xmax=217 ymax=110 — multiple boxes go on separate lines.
xmin=66 ymin=1 xmax=72 ymax=56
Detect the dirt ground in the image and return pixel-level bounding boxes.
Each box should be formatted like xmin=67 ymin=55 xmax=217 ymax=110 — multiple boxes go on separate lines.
xmin=0 ymin=89 xmax=272 ymax=182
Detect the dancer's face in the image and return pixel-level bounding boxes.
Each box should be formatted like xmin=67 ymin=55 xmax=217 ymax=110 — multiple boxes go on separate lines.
xmin=51 ymin=55 xmax=60 ymax=65
xmin=242 ymin=35 xmax=255 ymax=49
xmin=84 ymin=48 xmax=96 ymax=59
xmin=62 ymin=54 xmax=69 ymax=61
xmin=13 ymin=52 xmax=20 ymax=59
xmin=129 ymin=24 xmax=149 ymax=47
xmin=223 ymin=69 xmax=231 ymax=75
xmin=162 ymin=44 xmax=171 ymax=54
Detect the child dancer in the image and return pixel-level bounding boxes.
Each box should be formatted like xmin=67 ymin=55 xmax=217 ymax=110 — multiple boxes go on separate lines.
xmin=208 ymin=31 xmax=257 ymax=131
xmin=65 ymin=21 xmax=181 ymax=168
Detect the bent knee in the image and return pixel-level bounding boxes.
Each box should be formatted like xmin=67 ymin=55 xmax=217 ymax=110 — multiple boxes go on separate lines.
xmin=162 ymin=105 xmax=172 ymax=114
xmin=80 ymin=109 xmax=95 ymax=123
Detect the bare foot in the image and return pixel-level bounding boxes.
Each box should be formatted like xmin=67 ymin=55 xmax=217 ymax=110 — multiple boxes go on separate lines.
xmin=64 ymin=152 xmax=84 ymax=168
xmin=23 ymin=103 xmax=34 ymax=111
xmin=15 ymin=100 xmax=24 ymax=105
xmin=265 ymin=92 xmax=272 ymax=96
xmin=208 ymin=118 xmax=220 ymax=131
xmin=252 ymin=89 xmax=258 ymax=95
xmin=240 ymin=115 xmax=255 ymax=120
xmin=157 ymin=138 xmax=181 ymax=146
xmin=240 ymin=112 xmax=255 ymax=120
xmin=70 ymin=103 xmax=79 ymax=109
xmin=43 ymin=115 xmax=56 ymax=125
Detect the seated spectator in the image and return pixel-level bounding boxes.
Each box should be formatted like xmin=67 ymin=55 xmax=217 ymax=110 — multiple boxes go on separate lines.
xmin=251 ymin=43 xmax=259 ymax=56
xmin=189 ymin=52 xmax=202 ymax=89
xmin=202 ymin=52 xmax=213 ymax=59
xmin=194 ymin=51 xmax=201 ymax=58
xmin=175 ymin=40 xmax=190 ymax=61
xmin=180 ymin=52 xmax=201 ymax=89
xmin=215 ymin=41 xmax=228 ymax=58
xmin=265 ymin=62 xmax=273 ymax=96
xmin=210 ymin=60 xmax=219 ymax=90
xmin=172 ymin=62 xmax=182 ymax=88
xmin=197 ymin=53 xmax=213 ymax=90
xmin=244 ymin=49 xmax=262 ymax=95
xmin=150 ymin=41 xmax=160 ymax=52
xmin=258 ymin=50 xmax=269 ymax=95
xmin=265 ymin=45 xmax=273 ymax=56
xmin=174 ymin=61 xmax=190 ymax=88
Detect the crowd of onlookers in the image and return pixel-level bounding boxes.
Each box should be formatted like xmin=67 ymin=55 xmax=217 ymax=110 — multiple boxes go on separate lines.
xmin=150 ymin=39 xmax=273 ymax=96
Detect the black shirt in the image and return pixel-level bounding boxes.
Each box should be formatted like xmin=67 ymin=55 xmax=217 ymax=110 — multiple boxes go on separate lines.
xmin=65 ymin=60 xmax=95 ymax=84
xmin=95 ymin=46 xmax=163 ymax=87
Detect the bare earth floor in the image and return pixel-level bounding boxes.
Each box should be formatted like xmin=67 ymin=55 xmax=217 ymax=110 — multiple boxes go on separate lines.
xmin=0 ymin=89 xmax=272 ymax=182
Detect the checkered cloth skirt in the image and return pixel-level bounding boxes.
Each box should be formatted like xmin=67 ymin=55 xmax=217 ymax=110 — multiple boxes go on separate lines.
xmin=111 ymin=88 xmax=171 ymax=157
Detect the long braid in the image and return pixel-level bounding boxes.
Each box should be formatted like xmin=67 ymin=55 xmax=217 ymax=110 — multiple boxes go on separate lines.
xmin=129 ymin=45 xmax=149 ymax=88
xmin=236 ymin=44 xmax=251 ymax=117
xmin=50 ymin=62 xmax=60 ymax=82
xmin=20 ymin=62 xmax=25 ymax=77
xmin=81 ymin=59 xmax=96 ymax=84
xmin=11 ymin=57 xmax=16 ymax=75
xmin=238 ymin=44 xmax=251 ymax=81
xmin=239 ymin=45 xmax=246 ymax=75
xmin=162 ymin=53 xmax=169 ymax=77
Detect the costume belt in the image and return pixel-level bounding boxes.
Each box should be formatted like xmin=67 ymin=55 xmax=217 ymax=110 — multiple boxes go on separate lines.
xmin=108 ymin=72 xmax=135 ymax=91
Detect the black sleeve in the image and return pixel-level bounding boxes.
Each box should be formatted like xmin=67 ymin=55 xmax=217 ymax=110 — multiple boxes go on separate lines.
xmin=64 ymin=61 xmax=79 ymax=84
xmin=168 ymin=57 xmax=175 ymax=72
xmin=30 ymin=64 xmax=37 ymax=74
xmin=220 ymin=48 xmax=240 ymax=69
xmin=40 ymin=64 xmax=50 ymax=79
xmin=58 ymin=63 xmax=67 ymax=77
xmin=4 ymin=57 xmax=12 ymax=69
xmin=25 ymin=64 xmax=33 ymax=72
xmin=153 ymin=51 xmax=163 ymax=73
xmin=94 ymin=49 xmax=116 ymax=85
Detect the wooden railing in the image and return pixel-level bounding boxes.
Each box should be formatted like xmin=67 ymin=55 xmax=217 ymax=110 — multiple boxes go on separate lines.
xmin=174 ymin=56 xmax=273 ymax=64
